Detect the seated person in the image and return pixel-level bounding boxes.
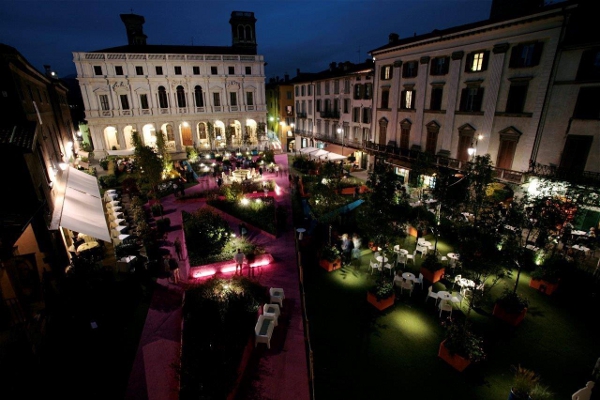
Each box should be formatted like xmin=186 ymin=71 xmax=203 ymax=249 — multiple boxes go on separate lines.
xmin=393 ymin=270 xmax=404 ymax=287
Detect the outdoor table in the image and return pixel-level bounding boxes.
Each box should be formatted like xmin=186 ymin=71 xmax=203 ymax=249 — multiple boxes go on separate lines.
xmin=376 ymin=255 xmax=389 ymax=268
xmin=77 ymin=241 xmax=99 ymax=253
xmin=402 ymin=272 xmax=417 ymax=282
xmin=421 ymin=240 xmax=432 ymax=249
xmin=458 ymin=278 xmax=475 ymax=289
xmin=296 ymin=228 xmax=306 ymax=240
xmin=437 ymin=291 xmax=460 ymax=304
xmin=447 ymin=253 xmax=460 ymax=265
xmin=572 ymin=230 xmax=587 ymax=236
xmin=572 ymin=245 xmax=591 ymax=257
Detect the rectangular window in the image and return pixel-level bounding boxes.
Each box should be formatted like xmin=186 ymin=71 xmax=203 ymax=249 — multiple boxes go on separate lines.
xmin=400 ymin=127 xmax=410 ymax=149
xmin=381 ymin=89 xmax=390 ymax=109
xmin=430 ymin=57 xmax=450 ymax=75
xmin=509 ymin=42 xmax=543 ymax=68
xmin=324 ymin=82 xmax=330 ymax=95
xmin=576 ymin=48 xmax=600 ymax=80
xmin=308 ymin=100 xmax=313 ymax=114
xmin=245 ymin=66 xmax=251 ymax=75
xmin=135 ymin=66 xmax=144 ymax=75
xmin=362 ymin=108 xmax=371 ymax=124
xmin=246 ymin=92 xmax=254 ymax=106
xmin=573 ymin=87 xmax=600 ymax=119
xmin=99 ymin=94 xmax=109 ymax=110
xmin=174 ymin=66 xmax=182 ymax=75
xmin=334 ymin=80 xmax=340 ymax=94
xmin=316 ymin=83 xmax=321 ymax=95
xmin=466 ymin=51 xmax=489 ymax=72
xmin=354 ymin=84 xmax=363 ymax=100
xmin=295 ymin=86 xmax=299 ymax=96
xmin=301 ymin=85 xmax=306 ymax=96
xmin=286 ymin=91 xmax=292 ymax=100
xmin=156 ymin=66 xmax=163 ymax=75
xmin=228 ymin=66 xmax=235 ymax=75
xmin=430 ymin=87 xmax=443 ymax=111
xmin=308 ymin=85 xmax=312 ymax=96
xmin=316 ymin=99 xmax=321 ymax=112
xmin=94 ymin=66 xmax=103 ymax=75
xmin=140 ymin=94 xmax=149 ymax=109
xmin=213 ymin=92 xmax=221 ymax=107
xmin=559 ymin=135 xmax=593 ymax=173
xmin=401 ymin=89 xmax=415 ymax=109
xmin=343 ymin=99 xmax=350 ymax=113
xmin=193 ymin=66 xmax=200 ymax=75
xmin=120 ymin=95 xmax=130 ymax=110
xmin=301 ymin=100 xmax=306 ymax=113
xmin=496 ymin=139 xmax=517 ymax=170
xmin=230 ymin=92 xmax=237 ymax=106
xmin=115 ymin=66 xmax=124 ymax=75
xmin=505 ymin=82 xmax=528 ymax=113
xmin=381 ymin=65 xmax=393 ymax=80
xmin=344 ymin=79 xmax=350 ymax=94
xmin=353 ymin=107 xmax=360 ymax=123
xmin=402 ymin=61 xmax=418 ymax=78
xmin=211 ymin=66 xmax=218 ymax=75
xmin=460 ymin=87 xmax=484 ymax=112
xmin=364 ymin=83 xmax=372 ymax=100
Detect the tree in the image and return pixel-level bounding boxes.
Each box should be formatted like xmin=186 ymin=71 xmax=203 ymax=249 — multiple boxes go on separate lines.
xmin=464 ymin=154 xmax=495 ymax=225
xmin=132 ymin=131 xmax=163 ymax=201
xmin=155 ymin=129 xmax=173 ymax=175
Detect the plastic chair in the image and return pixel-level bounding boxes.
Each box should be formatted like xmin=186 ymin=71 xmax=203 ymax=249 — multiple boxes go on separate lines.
xmin=415 ymin=273 xmax=424 ymax=289
xmin=425 ymin=286 xmax=438 ymax=304
xmin=400 ymin=280 xmax=414 ymax=296
xmin=439 ymin=300 xmax=453 ymax=318
xmin=383 ymin=263 xmax=394 ymax=276
xmin=451 ymin=292 xmax=464 ymax=306
xmin=405 ymin=250 xmax=416 ymax=265
xmin=369 ymin=260 xmax=381 ymax=275
xmin=416 ymin=244 xmax=428 ymax=258
xmin=269 ymin=288 xmax=285 ymax=308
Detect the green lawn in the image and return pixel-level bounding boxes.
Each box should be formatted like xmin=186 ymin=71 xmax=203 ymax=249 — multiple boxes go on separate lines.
xmin=301 ymin=232 xmax=600 ymax=399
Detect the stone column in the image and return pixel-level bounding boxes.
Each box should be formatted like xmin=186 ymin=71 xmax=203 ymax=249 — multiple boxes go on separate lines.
xmin=442 ymin=51 xmax=465 ymax=154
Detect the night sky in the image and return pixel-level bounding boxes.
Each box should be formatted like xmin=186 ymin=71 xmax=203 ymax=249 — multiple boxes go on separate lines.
xmin=0 ymin=0 xmax=493 ymax=80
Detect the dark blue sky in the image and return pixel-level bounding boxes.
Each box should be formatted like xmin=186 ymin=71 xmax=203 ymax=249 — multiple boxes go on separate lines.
xmin=0 ymin=1 xmax=493 ymax=80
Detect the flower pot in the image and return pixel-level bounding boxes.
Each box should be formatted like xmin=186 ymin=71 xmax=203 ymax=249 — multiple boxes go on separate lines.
xmin=493 ymin=303 xmax=527 ymax=326
xmin=529 ymin=278 xmax=559 ymax=295
xmin=438 ymin=340 xmax=472 ymax=372
xmin=420 ymin=266 xmax=445 ymax=284
xmin=367 ymin=292 xmax=395 ymax=311
xmin=319 ymin=258 xmax=341 ymax=272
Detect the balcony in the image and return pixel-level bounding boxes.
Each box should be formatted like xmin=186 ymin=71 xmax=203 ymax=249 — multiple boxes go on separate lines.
xmin=320 ymin=110 xmax=340 ymax=119
xmin=296 ymin=112 xmax=307 ymax=119
xmin=363 ymin=141 xmax=526 ymax=184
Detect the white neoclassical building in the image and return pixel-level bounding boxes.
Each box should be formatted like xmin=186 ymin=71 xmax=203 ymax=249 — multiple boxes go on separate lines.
xmin=73 ymin=12 xmax=267 ymax=158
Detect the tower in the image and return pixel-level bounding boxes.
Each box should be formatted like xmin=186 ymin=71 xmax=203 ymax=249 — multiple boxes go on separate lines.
xmin=489 ymin=0 xmax=544 ymax=20
xmin=230 ymin=11 xmax=257 ymax=53
xmin=120 ymin=13 xmax=147 ymax=46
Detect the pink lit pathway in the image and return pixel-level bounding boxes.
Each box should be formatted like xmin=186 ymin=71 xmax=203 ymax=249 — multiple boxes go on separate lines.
xmin=125 ymin=153 xmax=310 ymax=400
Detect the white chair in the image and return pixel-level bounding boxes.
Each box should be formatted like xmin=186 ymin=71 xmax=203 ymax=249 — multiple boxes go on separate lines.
xmin=416 ymin=244 xmax=428 ymax=257
xmin=373 ymin=251 xmax=381 ymax=260
xmin=269 ymin=288 xmax=285 ymax=308
xmin=400 ymin=280 xmax=414 ymax=296
xmin=439 ymin=300 xmax=453 ymax=318
xmin=396 ymin=252 xmax=406 ymax=266
xmin=425 ymin=286 xmax=438 ymax=304
xmin=417 ymin=237 xmax=426 ymax=245
xmin=369 ymin=260 xmax=382 ymax=275
xmin=415 ymin=273 xmax=424 ymax=289
xmin=440 ymin=254 xmax=448 ymax=264
xmin=405 ymin=250 xmax=416 ymax=265
xmin=451 ymin=292 xmax=464 ymax=306
xmin=263 ymin=303 xmax=281 ymax=327
xmin=383 ymin=263 xmax=394 ymax=276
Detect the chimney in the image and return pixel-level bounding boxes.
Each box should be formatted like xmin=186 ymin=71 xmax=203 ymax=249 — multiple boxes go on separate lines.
xmin=329 ymin=62 xmax=337 ymax=71
xmin=389 ymin=33 xmax=400 ymax=43
xmin=120 ymin=14 xmax=148 ymax=45
xmin=296 ymin=68 xmax=301 ymax=76
xmin=284 ymin=74 xmax=289 ymax=82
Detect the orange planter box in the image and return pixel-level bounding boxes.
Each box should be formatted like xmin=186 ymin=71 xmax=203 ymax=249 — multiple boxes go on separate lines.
xmin=420 ymin=267 xmax=445 ymax=284
xmin=319 ymin=258 xmax=341 ymax=272
xmin=438 ymin=340 xmax=472 ymax=372
xmin=366 ymin=292 xmax=395 ymax=311
xmin=529 ymin=278 xmax=559 ymax=295
xmin=493 ymin=303 xmax=527 ymax=326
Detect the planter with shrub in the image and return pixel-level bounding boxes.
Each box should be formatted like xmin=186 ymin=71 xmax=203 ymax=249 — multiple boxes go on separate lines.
xmin=420 ymin=253 xmax=445 ymax=283
xmin=438 ymin=319 xmax=485 ymax=372
xmin=493 ymin=288 xmax=529 ymax=326
xmin=319 ymin=244 xmax=341 ymax=272
xmin=367 ymin=277 xmax=395 ymax=311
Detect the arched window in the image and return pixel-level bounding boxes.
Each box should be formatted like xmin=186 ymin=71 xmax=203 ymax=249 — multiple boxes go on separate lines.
xmin=176 ymin=86 xmax=186 ymax=108
xmin=198 ymin=123 xmax=207 ymax=140
xmin=158 ymin=86 xmax=168 ymax=108
xmin=245 ymin=26 xmax=252 ymax=40
xmin=194 ymin=86 xmax=204 ymax=107
xmin=237 ymin=25 xmax=245 ymax=40
xmin=425 ymin=121 xmax=440 ymax=154
xmin=457 ymin=124 xmax=476 ymax=162
xmin=400 ymin=119 xmax=412 ymax=150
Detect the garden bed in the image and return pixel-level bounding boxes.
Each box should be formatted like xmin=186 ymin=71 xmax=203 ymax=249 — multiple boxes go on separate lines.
xmin=207 ymin=198 xmax=277 ymax=236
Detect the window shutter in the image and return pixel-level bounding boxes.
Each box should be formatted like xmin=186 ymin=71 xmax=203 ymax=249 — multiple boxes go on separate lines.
xmin=442 ymin=57 xmax=450 ymax=74
xmin=509 ymin=45 xmax=519 ymax=68
xmin=380 ymin=66 xmax=386 ymax=80
xmin=430 ymin=61 xmax=435 ymax=75
xmin=474 ymin=88 xmax=484 ymax=111
xmin=465 ymin=53 xmax=473 ymax=72
xmin=482 ymin=51 xmax=490 ymax=71
xmin=389 ymin=67 xmax=393 ymax=80
xmin=400 ymin=90 xmax=406 ymax=108
xmin=532 ymin=42 xmax=544 ymax=66
xmin=357 ymin=84 xmax=363 ymax=99
xmin=411 ymin=90 xmax=416 ymax=109
xmin=403 ymin=63 xmax=409 ymax=77
xmin=459 ymin=88 xmax=468 ymax=111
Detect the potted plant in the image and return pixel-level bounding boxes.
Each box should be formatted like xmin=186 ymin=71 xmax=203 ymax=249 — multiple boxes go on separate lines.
xmin=438 ymin=319 xmax=485 ymax=372
xmin=529 ymin=255 xmax=568 ymax=295
xmin=99 ymin=158 xmax=109 ymax=171
xmin=493 ymin=287 xmax=529 ymax=326
xmin=367 ymin=276 xmax=395 ymax=311
xmin=420 ymin=253 xmax=445 ymax=283
xmin=509 ymin=365 xmax=554 ymax=400
xmin=319 ymin=244 xmax=342 ymax=272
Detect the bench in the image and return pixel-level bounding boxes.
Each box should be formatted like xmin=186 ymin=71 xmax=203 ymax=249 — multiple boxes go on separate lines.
xmin=255 ymin=315 xmax=275 ymax=349
xmin=262 ymin=303 xmax=281 ymax=327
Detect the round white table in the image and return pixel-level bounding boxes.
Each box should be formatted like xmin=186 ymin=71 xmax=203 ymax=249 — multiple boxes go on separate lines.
xmin=437 ymin=290 xmax=460 ymax=304
xmin=402 ymin=272 xmax=416 ymax=282
xmin=376 ymin=255 xmax=389 ymax=265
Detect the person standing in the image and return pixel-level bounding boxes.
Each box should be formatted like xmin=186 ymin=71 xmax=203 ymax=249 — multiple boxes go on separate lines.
xmin=174 ymin=237 xmax=184 ymax=260
xmin=234 ymin=249 xmax=244 ymax=275
xmin=168 ymin=254 xmax=180 ymax=284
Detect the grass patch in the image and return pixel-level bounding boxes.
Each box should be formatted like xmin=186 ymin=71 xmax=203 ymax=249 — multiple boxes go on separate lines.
xmin=208 ymin=196 xmax=276 ymax=235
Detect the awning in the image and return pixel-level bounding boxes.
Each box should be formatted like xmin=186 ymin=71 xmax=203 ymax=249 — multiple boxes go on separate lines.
xmin=318 ymin=152 xmax=347 ymax=161
xmin=107 ymin=149 xmax=135 ymax=156
xmin=60 ymin=167 xmax=111 ymax=242
xmin=299 ymin=146 xmax=319 ymax=154
xmin=310 ymin=149 xmax=329 ymax=159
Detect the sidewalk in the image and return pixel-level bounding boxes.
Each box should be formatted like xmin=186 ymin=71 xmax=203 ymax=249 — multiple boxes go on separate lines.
xmin=125 ymin=153 xmax=310 ymax=400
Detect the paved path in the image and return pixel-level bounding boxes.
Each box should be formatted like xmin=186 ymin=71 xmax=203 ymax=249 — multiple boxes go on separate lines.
xmin=125 ymin=153 xmax=310 ymax=400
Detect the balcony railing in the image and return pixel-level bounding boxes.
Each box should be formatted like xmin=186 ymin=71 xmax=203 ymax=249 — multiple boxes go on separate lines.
xmin=296 ymin=112 xmax=307 ymax=119
xmin=320 ymin=110 xmax=340 ymax=119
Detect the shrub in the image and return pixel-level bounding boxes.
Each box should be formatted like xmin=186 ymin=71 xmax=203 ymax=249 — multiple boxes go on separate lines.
xmin=496 ymin=287 xmax=529 ymax=314
xmin=99 ymin=175 xmax=117 ymax=188
xmin=369 ymin=276 xmax=394 ymax=300
xmin=99 ymin=158 xmax=109 ymax=170
xmin=441 ymin=319 xmax=486 ymax=363
xmin=156 ymin=217 xmax=171 ymax=233
xmin=320 ymin=244 xmax=341 ymax=262
xmin=531 ymin=255 xmax=571 ymax=283
xmin=151 ymin=203 xmax=164 ymax=217
xmin=421 ymin=253 xmax=443 ymax=272
xmin=183 ymin=209 xmax=231 ymax=259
